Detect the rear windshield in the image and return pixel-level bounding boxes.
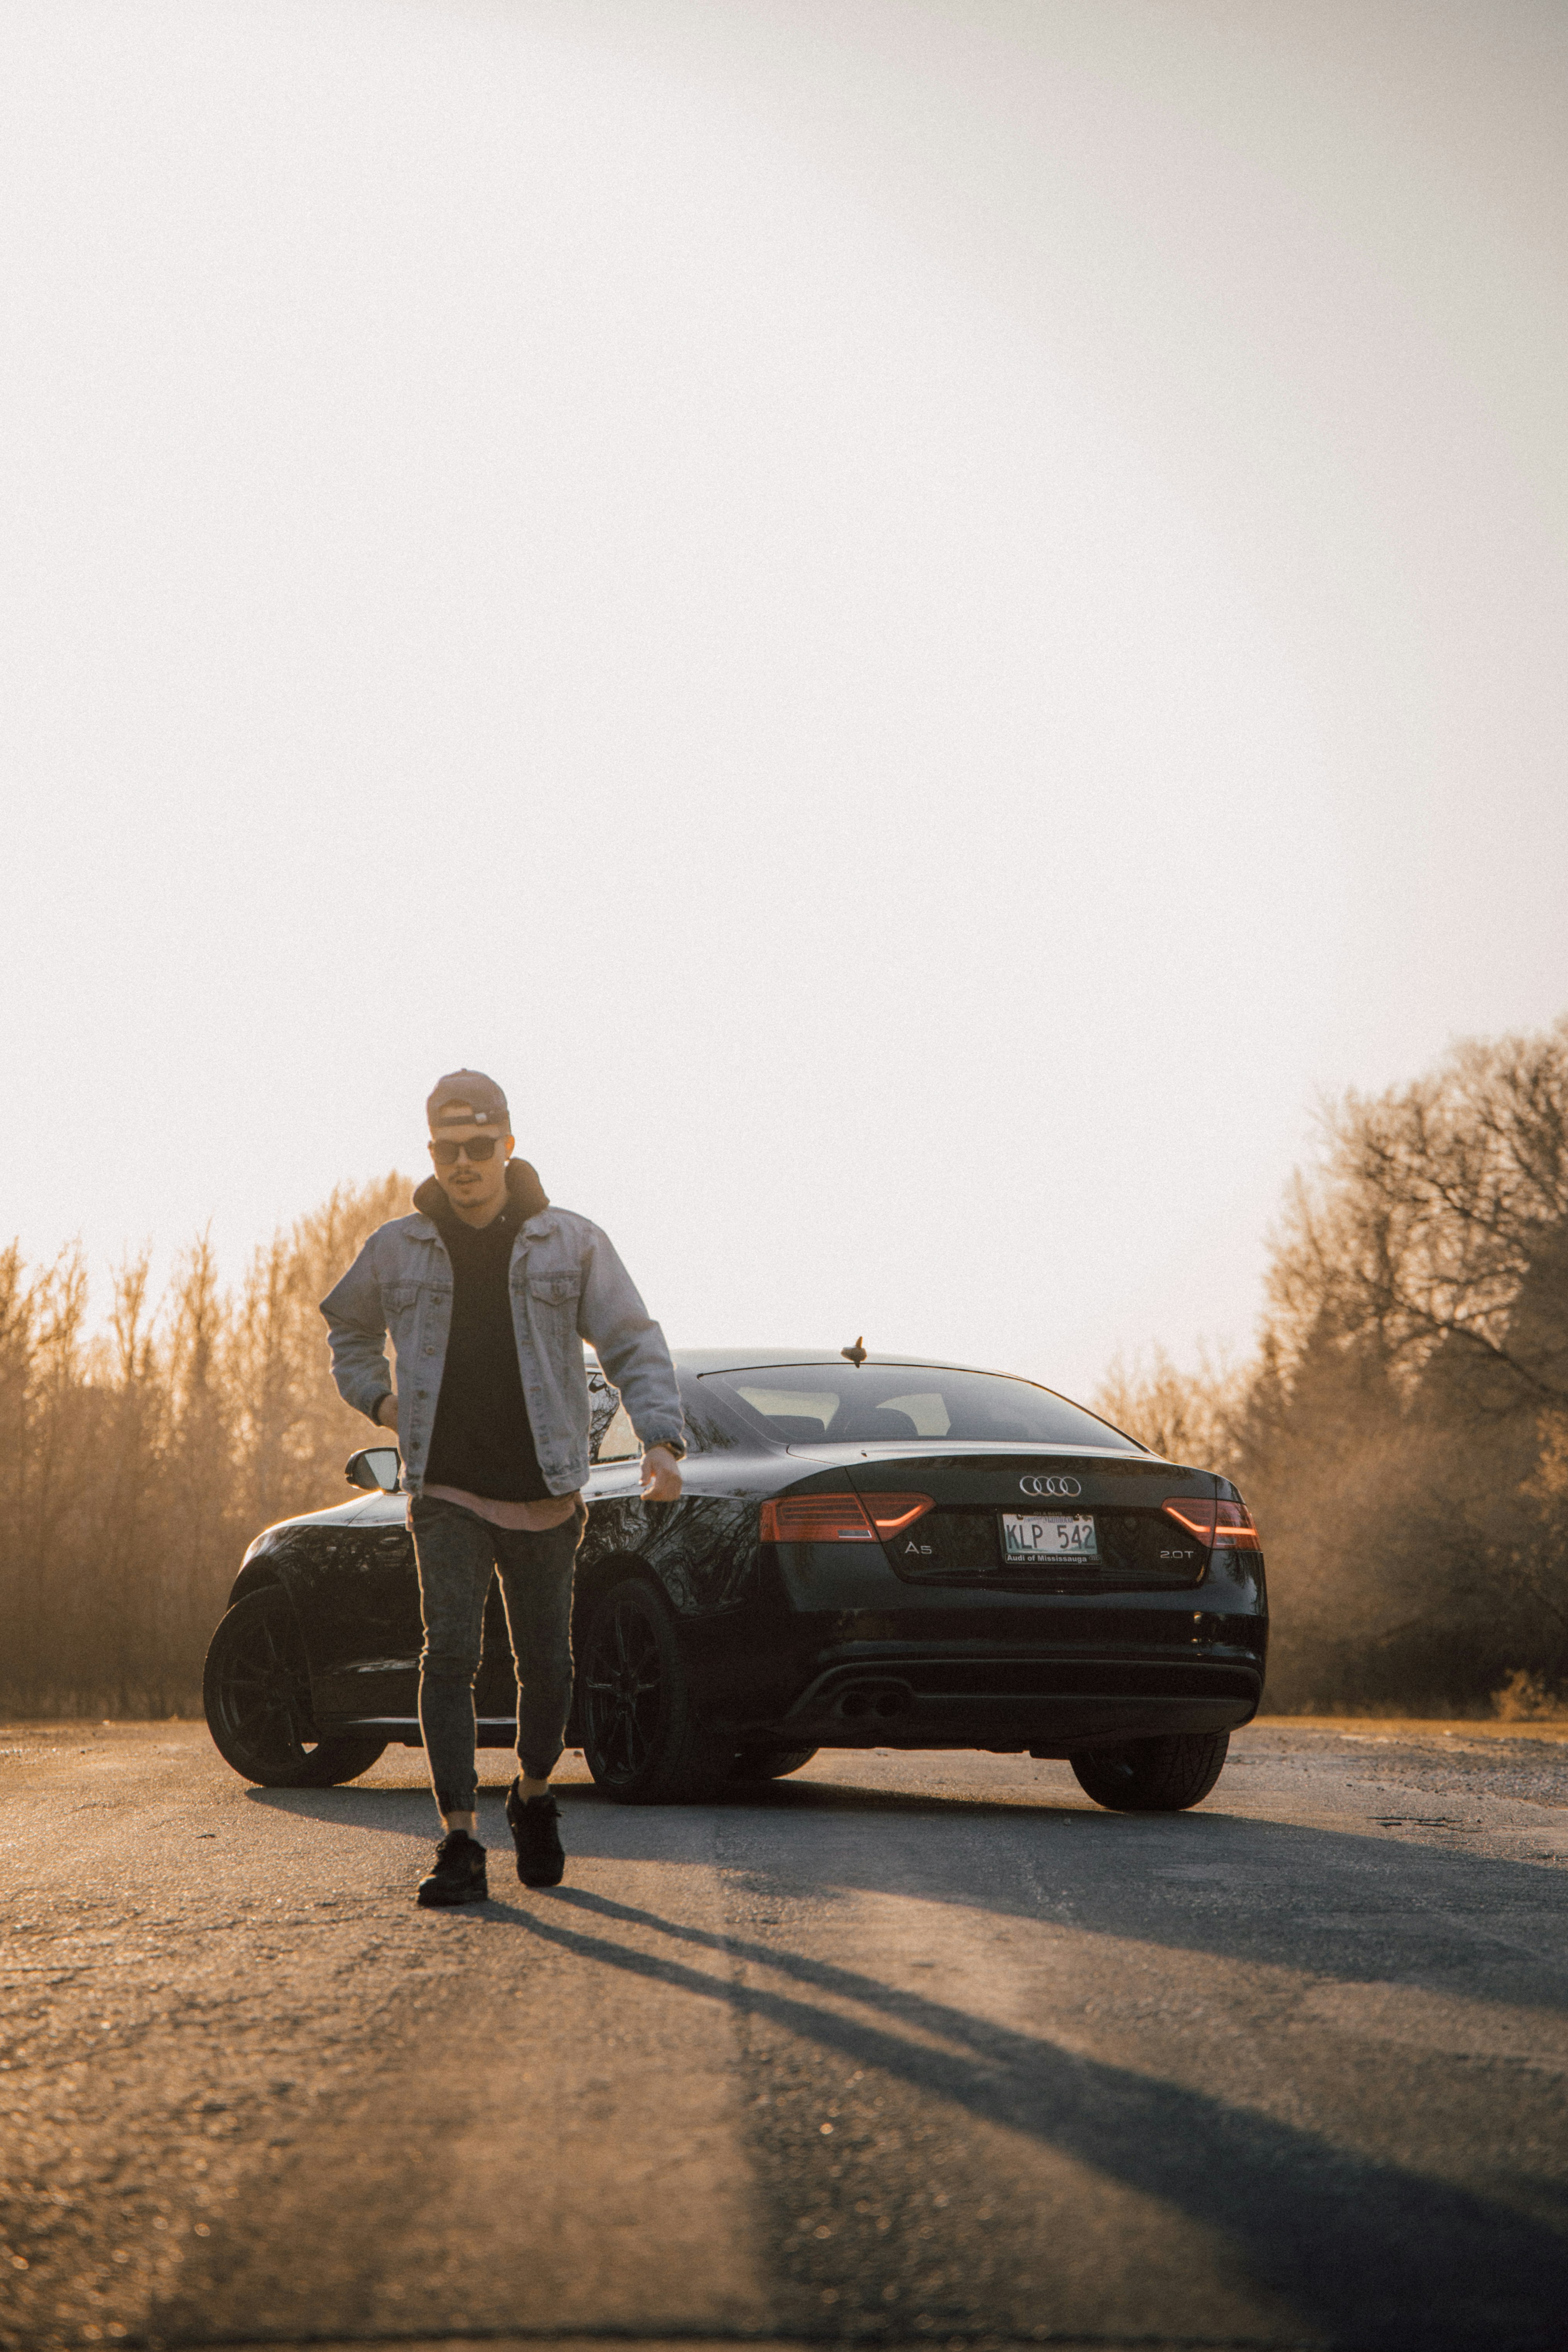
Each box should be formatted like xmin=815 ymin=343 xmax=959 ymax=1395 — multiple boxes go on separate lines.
xmin=705 ymin=1365 xmax=1140 ymax=1452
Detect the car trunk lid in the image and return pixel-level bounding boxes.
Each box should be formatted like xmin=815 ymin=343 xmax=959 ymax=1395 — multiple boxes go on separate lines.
xmin=838 ymin=1449 xmax=1219 ymax=1590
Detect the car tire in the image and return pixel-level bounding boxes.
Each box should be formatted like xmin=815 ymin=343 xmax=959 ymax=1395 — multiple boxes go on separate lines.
xmin=1070 ymin=1731 xmax=1230 ymax=1812
xmin=730 ymin=1745 xmax=819 ymax=1781
xmin=579 ymin=1578 xmax=730 ymax=1805
xmin=203 ymin=1588 xmax=387 ymax=1789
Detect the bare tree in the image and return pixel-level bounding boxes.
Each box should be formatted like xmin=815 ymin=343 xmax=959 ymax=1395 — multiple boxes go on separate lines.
xmin=1269 ymin=1018 xmax=1568 ymax=1409
xmin=1094 ymin=1020 xmax=1568 ymax=1714
xmin=1242 ymin=1021 xmax=1568 ymax=1709
xmin=1093 ymin=1345 xmax=1244 ymax=1472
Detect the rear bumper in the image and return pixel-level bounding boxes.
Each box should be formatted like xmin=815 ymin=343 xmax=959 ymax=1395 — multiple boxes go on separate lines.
xmin=773 ymin=1652 xmax=1262 ymax=1753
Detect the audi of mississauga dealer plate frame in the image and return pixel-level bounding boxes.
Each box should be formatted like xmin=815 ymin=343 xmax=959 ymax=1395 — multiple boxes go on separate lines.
xmin=203 ymin=1349 xmax=1268 ymax=1814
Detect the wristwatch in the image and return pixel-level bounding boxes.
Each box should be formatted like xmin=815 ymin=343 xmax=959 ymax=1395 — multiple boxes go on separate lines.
xmin=645 ymin=1438 xmax=686 ymax=1460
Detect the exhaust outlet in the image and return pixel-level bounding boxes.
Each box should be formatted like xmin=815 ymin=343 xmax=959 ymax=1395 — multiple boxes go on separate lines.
xmin=838 ymin=1680 xmax=912 ymax=1721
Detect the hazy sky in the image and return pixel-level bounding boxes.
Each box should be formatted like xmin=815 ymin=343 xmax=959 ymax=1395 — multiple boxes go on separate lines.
xmin=3 ymin=0 xmax=1566 ymax=1396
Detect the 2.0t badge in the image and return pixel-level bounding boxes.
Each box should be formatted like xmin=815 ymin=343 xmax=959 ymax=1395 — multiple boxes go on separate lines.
xmin=1019 ymin=1474 xmax=1081 ymax=1497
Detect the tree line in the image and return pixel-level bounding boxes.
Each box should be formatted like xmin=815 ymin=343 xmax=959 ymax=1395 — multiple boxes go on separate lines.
xmin=1096 ymin=1017 xmax=1568 ymax=1713
xmin=3 ymin=1018 xmax=1565 ymax=1718
xmin=0 ymin=1175 xmax=405 ymax=1716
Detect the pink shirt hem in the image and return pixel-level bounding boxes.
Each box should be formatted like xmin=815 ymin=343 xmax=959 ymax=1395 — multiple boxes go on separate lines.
xmin=417 ymin=1485 xmax=580 ymax=1531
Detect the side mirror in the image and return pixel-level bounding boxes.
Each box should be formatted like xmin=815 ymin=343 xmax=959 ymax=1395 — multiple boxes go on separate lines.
xmin=346 ymin=1446 xmax=402 ymax=1494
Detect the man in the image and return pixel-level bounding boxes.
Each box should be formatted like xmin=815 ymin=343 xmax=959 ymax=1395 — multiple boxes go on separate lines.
xmin=320 ymin=1070 xmax=684 ymax=1907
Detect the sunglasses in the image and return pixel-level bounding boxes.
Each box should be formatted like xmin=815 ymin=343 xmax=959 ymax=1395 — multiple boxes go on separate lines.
xmin=429 ymin=1135 xmax=505 ymax=1165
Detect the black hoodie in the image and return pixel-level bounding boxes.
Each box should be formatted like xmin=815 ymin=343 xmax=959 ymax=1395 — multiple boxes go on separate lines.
xmin=417 ymin=1160 xmax=553 ymax=1503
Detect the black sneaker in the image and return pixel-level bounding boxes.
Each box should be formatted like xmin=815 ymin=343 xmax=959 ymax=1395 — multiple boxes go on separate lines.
xmin=417 ymin=1830 xmax=489 ymax=1908
xmin=506 ymin=1782 xmax=565 ymax=1887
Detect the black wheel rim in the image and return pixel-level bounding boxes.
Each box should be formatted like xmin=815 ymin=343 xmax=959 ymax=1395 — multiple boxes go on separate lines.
xmin=582 ymin=1596 xmax=665 ymax=1783
xmin=211 ymin=1600 xmax=317 ymax=1772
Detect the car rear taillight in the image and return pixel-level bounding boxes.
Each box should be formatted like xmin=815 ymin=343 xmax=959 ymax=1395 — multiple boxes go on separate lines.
xmin=1161 ymin=1497 xmax=1261 ymax=1549
xmin=760 ymin=1494 xmax=934 ymax=1543
xmin=861 ymin=1494 xmax=935 ymax=1536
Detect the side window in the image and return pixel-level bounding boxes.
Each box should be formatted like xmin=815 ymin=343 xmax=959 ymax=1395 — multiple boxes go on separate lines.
xmin=587 ymin=1366 xmax=617 ymax=1455
xmin=594 ymin=1400 xmax=640 ymax=1462
xmin=676 ymin=1384 xmax=727 ymax=1454
xmin=589 ymin=1371 xmax=716 ymax=1461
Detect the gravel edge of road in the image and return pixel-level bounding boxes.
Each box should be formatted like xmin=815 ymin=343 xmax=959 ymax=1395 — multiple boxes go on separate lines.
xmin=141 ymin=2338 xmax=1331 ymax=2352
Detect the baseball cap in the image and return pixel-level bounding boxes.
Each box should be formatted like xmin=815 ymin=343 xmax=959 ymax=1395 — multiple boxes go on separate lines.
xmin=426 ymin=1070 xmax=511 ymax=1133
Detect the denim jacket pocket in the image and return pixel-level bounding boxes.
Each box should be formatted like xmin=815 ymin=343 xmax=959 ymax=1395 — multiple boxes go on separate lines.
xmin=528 ymin=1272 xmax=581 ymax=1309
xmin=381 ymin=1281 xmax=423 ymax=1349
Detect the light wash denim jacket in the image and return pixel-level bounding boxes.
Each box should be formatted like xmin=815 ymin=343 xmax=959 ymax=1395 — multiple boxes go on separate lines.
xmin=319 ymin=1164 xmax=684 ymax=1497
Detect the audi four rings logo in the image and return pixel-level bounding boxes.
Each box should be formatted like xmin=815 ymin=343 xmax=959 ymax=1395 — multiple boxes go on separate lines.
xmin=1019 ymin=1474 xmax=1082 ymax=1497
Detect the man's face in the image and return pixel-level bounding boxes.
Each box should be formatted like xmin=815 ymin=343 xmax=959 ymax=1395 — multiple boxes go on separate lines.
xmin=428 ymin=1109 xmax=513 ymax=1221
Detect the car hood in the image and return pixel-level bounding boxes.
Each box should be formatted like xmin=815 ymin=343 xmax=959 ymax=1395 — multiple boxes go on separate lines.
xmin=783 ymin=1439 xmax=1163 ymax=1466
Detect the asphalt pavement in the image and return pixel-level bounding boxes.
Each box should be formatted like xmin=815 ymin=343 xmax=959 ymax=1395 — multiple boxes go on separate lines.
xmin=2 ymin=1718 xmax=1565 ymax=2352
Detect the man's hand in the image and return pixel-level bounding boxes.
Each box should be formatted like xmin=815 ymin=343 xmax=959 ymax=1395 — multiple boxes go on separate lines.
xmin=377 ymin=1394 xmax=399 ymax=1432
xmin=640 ymin=1445 xmax=683 ymax=1502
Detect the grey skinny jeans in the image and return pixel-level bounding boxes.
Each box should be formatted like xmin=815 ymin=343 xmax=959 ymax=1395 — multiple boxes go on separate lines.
xmin=409 ymin=1493 xmax=584 ymax=1814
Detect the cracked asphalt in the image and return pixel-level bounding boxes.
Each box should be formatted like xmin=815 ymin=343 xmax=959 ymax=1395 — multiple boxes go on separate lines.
xmin=2 ymin=1719 xmax=1565 ymax=2352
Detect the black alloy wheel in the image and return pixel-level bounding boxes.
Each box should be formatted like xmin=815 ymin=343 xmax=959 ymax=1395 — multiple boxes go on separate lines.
xmin=579 ymin=1577 xmax=730 ymax=1805
xmin=203 ymin=1587 xmax=386 ymax=1789
xmin=1070 ymin=1730 xmax=1230 ymax=1812
xmin=730 ymin=1745 xmax=819 ymax=1781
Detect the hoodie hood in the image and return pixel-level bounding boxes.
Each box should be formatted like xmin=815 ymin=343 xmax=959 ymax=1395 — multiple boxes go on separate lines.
xmin=412 ymin=1157 xmax=550 ymax=1225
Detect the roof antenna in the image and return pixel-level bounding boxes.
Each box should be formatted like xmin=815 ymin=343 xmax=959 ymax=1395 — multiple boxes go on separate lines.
xmin=841 ymin=1336 xmax=868 ymax=1367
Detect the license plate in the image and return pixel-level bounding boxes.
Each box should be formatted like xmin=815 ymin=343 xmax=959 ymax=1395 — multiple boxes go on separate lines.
xmin=1000 ymin=1511 xmax=1098 ymax=1563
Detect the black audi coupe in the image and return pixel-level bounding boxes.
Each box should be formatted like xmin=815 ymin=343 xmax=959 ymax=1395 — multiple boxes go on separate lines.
xmin=203 ymin=1348 xmax=1267 ymax=1813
